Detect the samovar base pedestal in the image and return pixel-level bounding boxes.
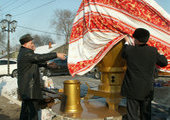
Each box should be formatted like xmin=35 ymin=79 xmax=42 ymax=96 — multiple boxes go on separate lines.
xmin=52 ymin=98 xmax=126 ymax=120
xmin=84 ymin=83 xmax=122 ymax=111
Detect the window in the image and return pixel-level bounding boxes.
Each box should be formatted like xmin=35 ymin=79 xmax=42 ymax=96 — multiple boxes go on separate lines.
xmin=55 ymin=60 xmax=63 ymax=65
xmin=0 ymin=60 xmax=8 ymax=65
xmin=9 ymin=61 xmax=16 ymax=64
xmin=0 ymin=60 xmax=16 ymax=65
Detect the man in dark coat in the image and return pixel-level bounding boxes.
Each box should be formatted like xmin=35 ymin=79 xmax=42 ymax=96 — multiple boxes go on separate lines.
xmin=121 ymin=28 xmax=168 ymax=120
xmin=17 ymin=34 xmax=66 ymax=120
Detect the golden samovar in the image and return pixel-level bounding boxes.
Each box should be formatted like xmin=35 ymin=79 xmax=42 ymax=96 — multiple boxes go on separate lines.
xmin=84 ymin=40 xmax=127 ymax=111
xmin=60 ymin=40 xmax=126 ymax=114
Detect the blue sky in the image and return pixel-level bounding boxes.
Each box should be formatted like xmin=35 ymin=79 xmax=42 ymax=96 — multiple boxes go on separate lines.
xmin=0 ymin=0 xmax=169 ymax=47
xmin=0 ymin=0 xmax=82 ymax=46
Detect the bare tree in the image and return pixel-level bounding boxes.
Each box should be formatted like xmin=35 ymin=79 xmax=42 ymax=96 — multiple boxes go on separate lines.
xmin=11 ymin=44 xmax=20 ymax=51
xmin=33 ymin=34 xmax=44 ymax=47
xmin=32 ymin=34 xmax=54 ymax=47
xmin=52 ymin=9 xmax=75 ymax=44
xmin=40 ymin=35 xmax=54 ymax=45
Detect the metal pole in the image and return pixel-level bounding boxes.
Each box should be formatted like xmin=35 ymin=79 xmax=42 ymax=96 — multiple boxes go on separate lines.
xmin=7 ymin=22 xmax=10 ymax=75
xmin=1 ymin=14 xmax=17 ymax=75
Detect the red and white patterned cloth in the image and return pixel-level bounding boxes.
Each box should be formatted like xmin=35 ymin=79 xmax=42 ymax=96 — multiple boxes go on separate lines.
xmin=68 ymin=0 xmax=170 ymax=76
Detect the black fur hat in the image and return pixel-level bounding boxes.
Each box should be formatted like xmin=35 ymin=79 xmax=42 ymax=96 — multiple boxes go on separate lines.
xmin=19 ymin=34 xmax=33 ymax=45
xmin=133 ymin=28 xmax=150 ymax=43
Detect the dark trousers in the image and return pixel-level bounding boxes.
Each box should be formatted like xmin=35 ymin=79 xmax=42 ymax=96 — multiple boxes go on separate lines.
xmin=123 ymin=98 xmax=151 ymax=120
xmin=20 ymin=100 xmax=40 ymax=120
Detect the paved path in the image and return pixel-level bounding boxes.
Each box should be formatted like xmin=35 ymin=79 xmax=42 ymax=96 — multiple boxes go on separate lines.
xmin=51 ymin=75 xmax=170 ymax=120
xmin=0 ymin=96 xmax=20 ymax=120
xmin=0 ymin=75 xmax=169 ymax=120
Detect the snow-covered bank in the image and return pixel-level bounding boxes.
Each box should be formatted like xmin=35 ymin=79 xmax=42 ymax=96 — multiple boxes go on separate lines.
xmin=0 ymin=76 xmax=56 ymax=120
xmin=0 ymin=76 xmax=18 ymax=100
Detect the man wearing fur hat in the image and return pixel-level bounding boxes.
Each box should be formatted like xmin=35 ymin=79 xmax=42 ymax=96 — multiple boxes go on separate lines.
xmin=17 ymin=34 xmax=66 ymax=120
xmin=121 ymin=28 xmax=168 ymax=120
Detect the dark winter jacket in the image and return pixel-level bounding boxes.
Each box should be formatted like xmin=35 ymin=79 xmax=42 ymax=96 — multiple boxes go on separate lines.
xmin=17 ymin=46 xmax=57 ymax=100
xmin=121 ymin=44 xmax=167 ymax=100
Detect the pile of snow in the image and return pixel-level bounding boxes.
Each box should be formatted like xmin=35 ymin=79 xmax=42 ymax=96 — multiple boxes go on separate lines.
xmin=41 ymin=109 xmax=57 ymax=120
xmin=0 ymin=76 xmax=18 ymax=99
xmin=35 ymin=44 xmax=62 ymax=54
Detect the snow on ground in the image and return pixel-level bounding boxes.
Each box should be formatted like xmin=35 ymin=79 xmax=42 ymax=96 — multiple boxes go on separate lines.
xmin=0 ymin=76 xmax=56 ymax=120
xmin=0 ymin=76 xmax=18 ymax=99
xmin=35 ymin=44 xmax=62 ymax=54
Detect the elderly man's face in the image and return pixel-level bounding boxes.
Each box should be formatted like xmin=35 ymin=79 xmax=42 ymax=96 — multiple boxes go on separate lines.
xmin=24 ymin=40 xmax=36 ymax=51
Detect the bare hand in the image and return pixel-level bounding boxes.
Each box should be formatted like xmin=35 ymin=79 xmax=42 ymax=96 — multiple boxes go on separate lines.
xmin=124 ymin=35 xmax=135 ymax=46
xmin=158 ymin=50 xmax=164 ymax=55
xmin=57 ymin=53 xmax=66 ymax=60
xmin=124 ymin=35 xmax=130 ymax=42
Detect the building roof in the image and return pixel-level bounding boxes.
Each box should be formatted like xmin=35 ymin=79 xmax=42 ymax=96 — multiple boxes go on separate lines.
xmin=34 ymin=44 xmax=61 ymax=54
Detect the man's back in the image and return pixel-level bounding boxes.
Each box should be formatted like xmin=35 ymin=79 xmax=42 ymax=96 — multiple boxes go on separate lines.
xmin=121 ymin=44 xmax=167 ymax=100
